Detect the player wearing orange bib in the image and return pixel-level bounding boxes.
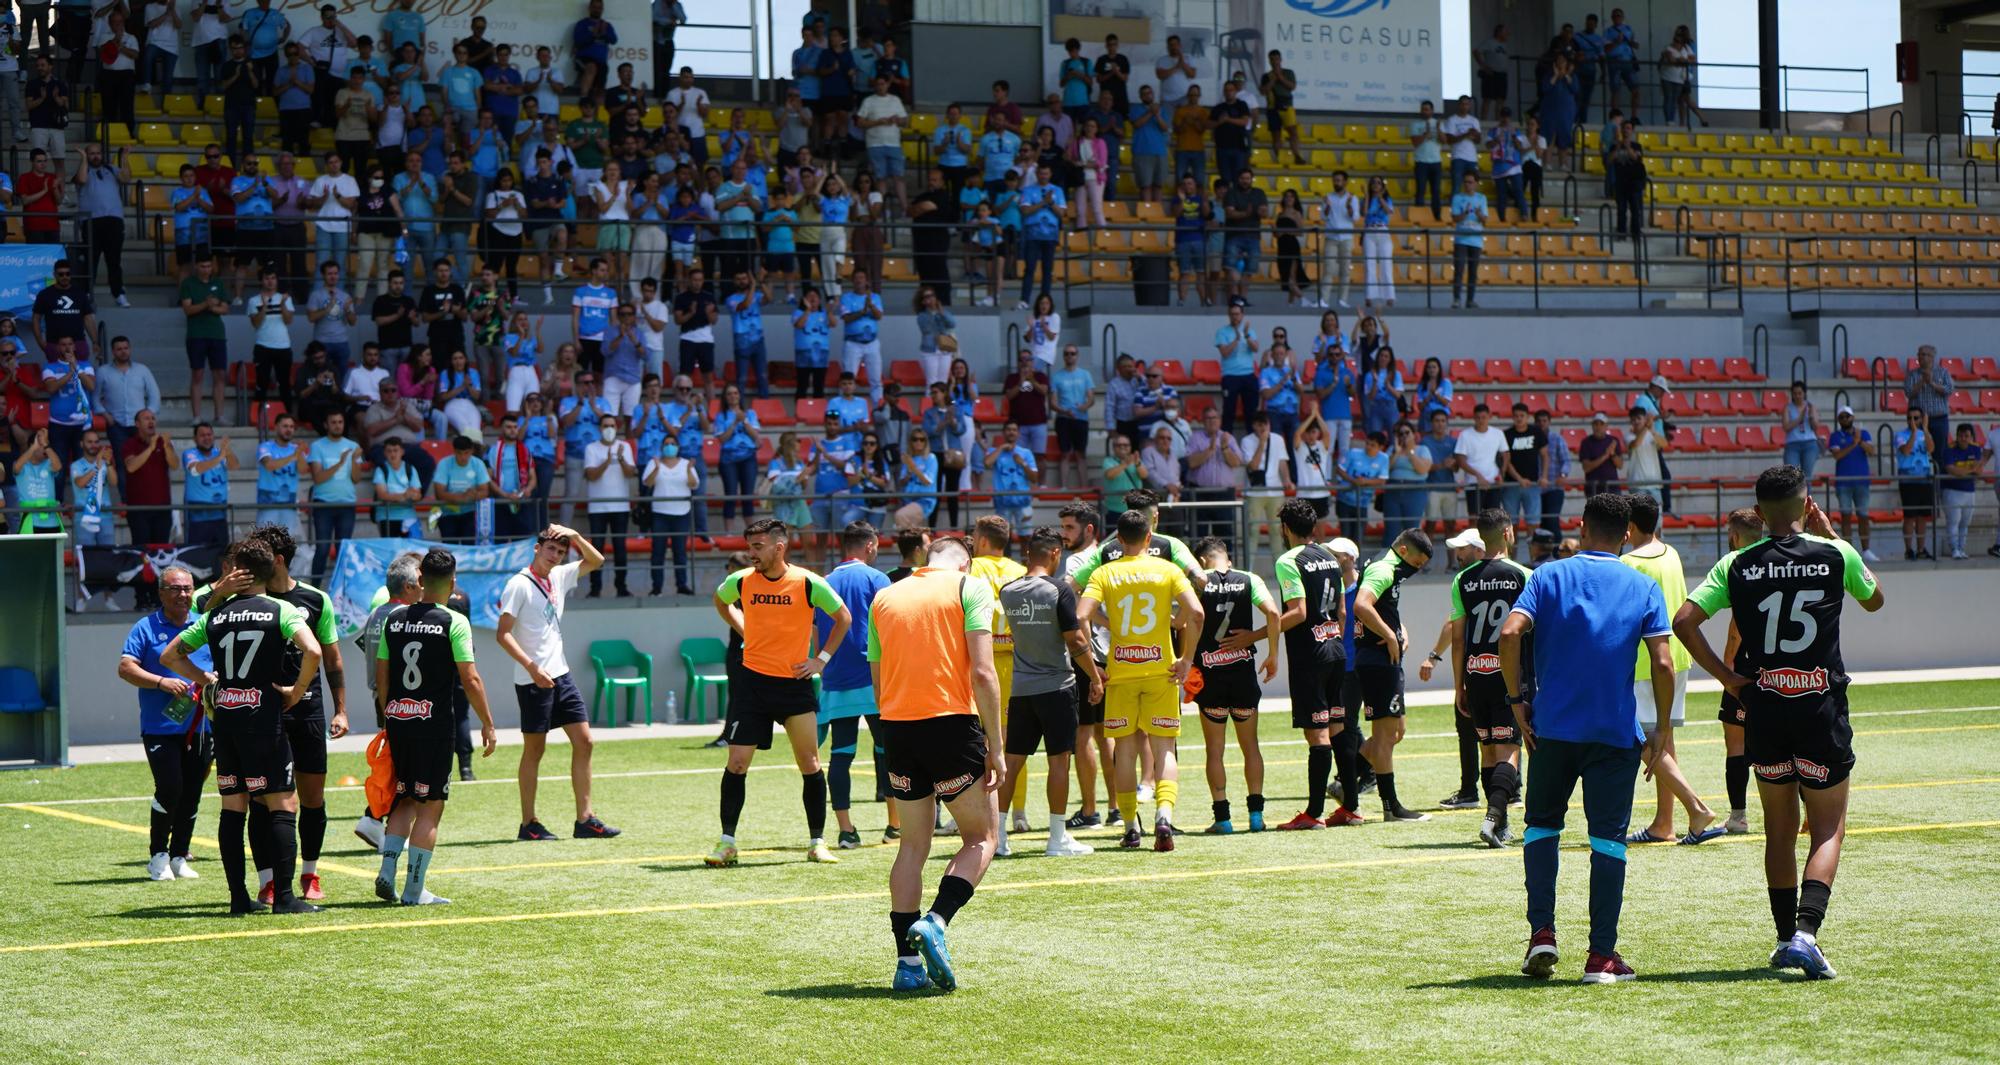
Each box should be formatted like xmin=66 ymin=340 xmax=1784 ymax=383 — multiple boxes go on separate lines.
xmin=1079 ymin=509 xmax=1204 ymax=851
xmin=968 ymin=516 xmax=1032 ymax=833
xmin=708 ymin=519 xmax=853 ymax=867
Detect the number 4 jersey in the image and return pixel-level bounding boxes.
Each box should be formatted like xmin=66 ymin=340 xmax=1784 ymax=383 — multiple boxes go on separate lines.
xmin=1687 ymin=533 xmax=1877 ymax=701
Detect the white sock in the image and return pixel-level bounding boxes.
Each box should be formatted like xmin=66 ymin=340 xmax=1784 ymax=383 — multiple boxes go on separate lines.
xmin=1048 ymin=815 xmax=1067 ymax=843
xmin=810 ymin=836 xmax=824 ymax=847
xmin=301 ymin=860 xmax=317 ymax=876
xmin=996 ymin=820 xmax=1008 ymax=848
xmin=257 ymin=868 xmax=273 ymax=887
xmin=718 ymin=833 xmax=735 ymax=845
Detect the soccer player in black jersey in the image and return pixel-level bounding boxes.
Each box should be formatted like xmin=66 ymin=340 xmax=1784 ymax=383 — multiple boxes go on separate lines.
xmin=1272 ymin=499 xmax=1363 ymax=829
xmin=161 ymin=540 xmax=325 ymax=915
xmin=1191 ymin=536 xmax=1281 ymax=834
xmin=1675 ymin=465 xmax=1884 ymax=980
xmin=374 ymin=549 xmax=498 ymax=905
xmin=1449 ymin=509 xmax=1533 ymax=847
xmin=1418 ymin=528 xmax=1490 ymax=810
xmin=1351 ymin=528 xmax=1435 ymax=822
xmin=1717 ymin=507 xmax=1765 ymax=834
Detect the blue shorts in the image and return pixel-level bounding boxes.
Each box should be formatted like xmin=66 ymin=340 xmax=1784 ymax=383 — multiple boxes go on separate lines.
xmin=186 ymin=336 xmax=227 ymax=371
xmin=1607 ymin=59 xmax=1639 ymax=90
xmin=515 ymin=673 xmax=589 ymax=735
xmin=1225 ymin=234 xmax=1261 ymax=275
xmin=1834 ymin=480 xmax=1871 ymax=513
xmin=1176 ymin=240 xmax=1204 ymax=271
xmin=818 ymin=685 xmax=877 ymax=724
xmin=867 ymin=144 xmax=906 ymax=178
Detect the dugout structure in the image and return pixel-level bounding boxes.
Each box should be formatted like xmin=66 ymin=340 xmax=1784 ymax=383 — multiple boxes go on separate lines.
xmin=0 ymin=534 xmax=68 ymax=767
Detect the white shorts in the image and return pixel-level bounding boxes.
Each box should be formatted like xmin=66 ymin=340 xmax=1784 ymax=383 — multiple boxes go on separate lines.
xmin=602 ymin=375 xmax=641 ymax=418
xmin=504 ymin=364 xmax=542 ymax=413
xmin=1633 ymin=670 xmax=1688 ymax=730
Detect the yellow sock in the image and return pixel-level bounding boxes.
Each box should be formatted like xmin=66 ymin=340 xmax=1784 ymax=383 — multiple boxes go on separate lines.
xmin=1116 ymin=790 xmax=1139 ymax=826
xmin=1011 ymin=765 xmax=1030 ymax=811
xmin=1155 ymin=779 xmax=1178 ymax=824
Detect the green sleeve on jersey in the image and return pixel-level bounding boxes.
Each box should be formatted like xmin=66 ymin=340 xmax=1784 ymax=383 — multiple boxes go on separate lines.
xmin=1448 ymin=565 xmax=1470 ymax=620
xmin=309 ymin=585 xmax=338 ymax=643
xmin=1274 ymin=550 xmax=1303 ymax=602
xmin=1834 ymin=537 xmax=1878 ymax=601
xmin=369 ymin=585 xmax=390 ymax=611
xmin=277 ymin=600 xmax=307 ymax=641
xmin=1167 ymin=535 xmax=1199 ymax=574
xmin=962 ymin=577 xmax=995 ymax=633
xmin=448 ymin=610 xmax=475 ymax=663
xmin=865 ymin=601 xmax=883 ymax=662
xmin=177 ymin=612 xmax=210 ymax=651
xmin=1685 ymin=549 xmax=1740 ymax=617
xmin=714 ymin=569 xmax=747 ymax=605
xmin=1248 ymin=572 xmax=1274 ymax=609
xmin=1068 ymin=543 xmax=1106 ymax=587
xmin=804 ymin=570 xmax=845 ymax=615
xmin=1358 ymin=557 xmax=1395 ymax=598
xmin=375 ymin=618 xmax=391 ymax=660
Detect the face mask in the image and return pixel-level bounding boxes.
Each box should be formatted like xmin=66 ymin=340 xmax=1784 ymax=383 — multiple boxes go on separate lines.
xmin=600 ymin=427 xmax=617 ymax=445
xmin=370 ymin=179 xmax=384 ymax=190
xmin=662 ymin=443 xmax=679 ymax=458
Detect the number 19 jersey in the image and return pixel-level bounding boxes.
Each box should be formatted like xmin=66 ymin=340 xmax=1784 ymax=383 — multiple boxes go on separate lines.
xmin=1449 ymin=556 xmax=1533 ymax=694
xmin=1083 ymin=554 xmax=1193 ymax=683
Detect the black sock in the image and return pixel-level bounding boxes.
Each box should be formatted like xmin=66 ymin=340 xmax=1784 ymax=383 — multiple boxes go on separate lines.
xmin=928 ymin=874 xmax=975 ymax=925
xmin=149 ymin=805 xmax=171 ymax=855
xmin=1479 ymin=765 xmax=1496 ymax=805
xmin=1725 ymin=755 xmax=1750 ymax=812
xmin=829 ymin=753 xmax=854 ymax=812
xmin=891 ymin=910 xmax=920 ymax=958
xmin=218 ymin=808 xmax=250 ymax=904
xmin=1247 ymin=792 xmax=1264 ymax=814
xmin=720 ymin=769 xmax=747 ymax=837
xmin=300 ymin=804 xmax=326 ymax=864
xmin=1305 ymin=744 xmax=1332 ymax=818
xmin=267 ymin=809 xmax=299 ymax=904
xmin=1490 ymin=762 xmax=1519 ymax=819
xmin=247 ymin=802 xmax=273 ymax=876
xmin=1332 ymin=740 xmax=1359 ymax=811
xmin=1797 ymin=879 xmax=1832 ymax=937
xmin=1770 ymin=885 xmax=1799 ymax=940
xmin=1213 ymin=799 xmax=1231 ymax=824
xmin=1378 ymin=772 xmax=1401 ymax=812
xmin=1456 ymin=716 xmax=1479 ymax=795
xmin=802 ymin=770 xmax=828 ymax=839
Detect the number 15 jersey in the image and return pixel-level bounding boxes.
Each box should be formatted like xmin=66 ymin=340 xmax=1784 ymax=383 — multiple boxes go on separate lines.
xmin=1082 ymin=554 xmax=1193 ymax=684
xmin=1687 ymin=533 xmax=1877 ymax=701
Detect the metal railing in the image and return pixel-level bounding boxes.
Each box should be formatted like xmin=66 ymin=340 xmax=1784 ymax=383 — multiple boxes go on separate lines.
xmin=1509 ymin=58 xmax=1874 ymax=133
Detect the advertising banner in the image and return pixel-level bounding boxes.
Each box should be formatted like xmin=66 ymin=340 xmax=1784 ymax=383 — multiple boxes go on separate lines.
xmin=0 ymin=245 xmax=64 ymax=318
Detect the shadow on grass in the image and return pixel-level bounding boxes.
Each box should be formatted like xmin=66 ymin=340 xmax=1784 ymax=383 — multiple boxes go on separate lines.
xmin=1407 ymin=967 xmax=1775 ymax=991
xmin=111 ymin=899 xmax=389 ymax=920
xmin=764 ymin=983 xmax=928 ymax=1001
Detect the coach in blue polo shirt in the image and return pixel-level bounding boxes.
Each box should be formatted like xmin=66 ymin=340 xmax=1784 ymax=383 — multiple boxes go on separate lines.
xmin=118 ymin=565 xmax=214 ymax=883
xmin=1499 ymin=491 xmax=1674 ymax=985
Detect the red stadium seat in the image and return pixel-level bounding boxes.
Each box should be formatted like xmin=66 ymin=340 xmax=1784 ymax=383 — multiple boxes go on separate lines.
xmin=1728 ymin=391 xmax=1766 ymax=417
xmin=251 ymin=401 xmax=288 ymax=432
xmin=1593 ymin=392 xmax=1629 ymax=419
xmin=1181 ymin=394 xmax=1215 ymax=420
xmin=1970 ymin=357 xmax=2000 ymax=382
xmin=1656 ymin=358 xmax=1690 ymax=382
xmin=1734 ymin=425 xmax=1774 ymax=451
xmin=1690 ymin=358 xmax=1728 ymax=383
xmin=1979 ymin=390 xmax=2000 ymax=414
xmin=1483 ymin=392 xmax=1510 ymax=414
xmin=1450 ymin=393 xmax=1476 ymax=418
xmin=1696 ymin=391 xmax=1730 ymax=417
xmin=1518 ymin=358 xmax=1556 ymax=383
xmin=1662 ymin=392 xmax=1697 ymax=418
xmin=1620 ymin=358 xmax=1654 ymax=383
xmin=1722 ymin=357 xmax=1760 ymax=382
xmin=1153 ymin=359 xmax=1193 ymax=386
xmin=890 ymin=361 xmax=927 ymax=388
xmin=972 ymin=397 xmax=1004 ymax=424
xmin=420 ymin=439 xmax=454 ymax=462
xmin=1560 ymin=427 xmax=1586 ymax=451
xmin=1556 ymin=392 xmax=1592 ymax=418
xmin=1588 ymin=358 xmax=1621 ymax=382
xmin=700 ymin=438 xmax=721 ymax=465
xmin=1842 ymin=357 xmax=1873 ymax=381
xmin=1518 ymin=392 xmax=1552 ymax=414
xmin=1883 ymin=391 xmax=1908 ymax=413
xmin=794 ymin=397 xmax=828 ymax=424
xmin=1553 ymin=358 xmax=1589 ymax=383
xmin=1760 ymin=389 xmax=1787 ymax=414
xmin=1941 ymin=357 xmax=1970 ymax=380
xmin=1191 ymin=360 xmax=1223 ymax=385
xmin=1948 ymin=392 xmax=1979 ymax=414
xmin=1450 ymin=358 xmax=1485 ymax=384
xmin=1483 ymin=358 xmax=1522 ymax=384
xmin=752 ymin=397 xmax=793 ymax=426
xmin=26 ymin=401 xmax=48 ymax=428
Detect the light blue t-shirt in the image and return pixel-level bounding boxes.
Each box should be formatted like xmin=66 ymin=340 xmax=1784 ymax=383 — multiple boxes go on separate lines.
xmin=1052 ymin=367 xmax=1094 ymax=417
xmin=793 ymin=309 xmax=830 ymax=367
xmin=15 ymin=457 xmax=55 ymax=502
xmin=1894 ymin=430 xmax=1932 ymax=476
xmin=181 ymin=446 xmax=230 ymax=520
xmin=1338 ymin=446 xmax=1388 ymax=508
xmin=979 ymin=130 xmax=1020 ymax=182
xmin=1451 ymin=191 xmax=1488 ymax=248
xmin=441 ymin=64 xmax=484 ymax=110
xmin=256 ymin=439 xmax=302 ymax=504
xmin=307 ymin=436 xmax=362 ymax=503
xmin=714 ymin=408 xmax=761 ymax=462
xmin=838 ymin=292 xmax=881 ymax=343
xmin=726 ymin=289 xmax=765 ymax=343
xmin=394 ymin=171 xmax=437 ymax=232
xmin=572 ymin=282 xmax=618 ymax=341
xmin=560 ymin=395 xmax=607 ymax=450
xmin=1260 ymin=363 xmax=1299 ymax=415
xmin=761 ymin=207 xmax=796 ymax=253
xmin=1214 ymin=324 xmax=1258 ymax=378
xmin=826 ymin=394 xmax=869 ymax=452
xmin=433 ymin=455 xmax=489 ymax=514
xmin=1130 ymin=103 xmax=1168 ymax=156
xmin=48 ymin=364 xmax=94 ymax=426
xmin=381 ymin=9 xmax=425 ymax=51
xmin=660 ymin=399 xmax=704 ymax=454
xmin=1510 ymin=551 xmax=1670 ymax=747
xmin=931 ymin=123 xmax=972 ymax=168
xmin=990 ymin=444 xmax=1037 ymax=509
xmin=371 ymin=461 xmax=419 ymax=523
xmin=1020 ymin=184 xmax=1066 ymax=241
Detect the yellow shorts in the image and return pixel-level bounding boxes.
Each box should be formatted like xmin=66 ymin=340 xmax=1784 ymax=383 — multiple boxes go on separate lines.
xmin=1103 ymin=675 xmax=1182 ymax=739
xmin=1272 ymin=107 xmax=1298 ymax=131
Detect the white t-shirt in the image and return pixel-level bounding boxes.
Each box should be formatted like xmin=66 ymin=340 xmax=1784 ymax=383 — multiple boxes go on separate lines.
xmin=485 ymin=189 xmax=525 ymax=236
xmin=582 ymin=439 xmax=633 ymax=513
xmin=1662 ymin=44 xmax=1693 ymax=85
xmin=498 ymin=560 xmax=583 ymax=684
xmin=1240 ymin=431 xmax=1288 ymax=496
xmin=193 ymin=2 xmax=229 ymax=47
xmin=665 ymin=85 xmax=709 ymax=138
xmin=249 ymin=292 xmax=294 ymax=348
xmin=145 ymin=9 xmax=179 ymax=52
xmin=1441 ymin=114 xmax=1482 ymax=163
xmin=104 ymin=32 xmax=138 ymax=71
xmin=344 ymin=364 xmax=389 ymax=401
xmin=1321 ymin=190 xmax=1359 ymax=234
xmin=310 ymin=173 xmax=361 ymax=232
xmin=639 ymin=297 xmax=668 ymax=354
xmin=1627 ymin=426 xmax=1663 ymax=486
xmin=856 ymin=93 xmax=907 ymax=149
xmin=590 ymin=179 xmax=631 ymax=221
xmin=1453 ymin=424 xmax=1507 ymax=481
xmin=1295 ymin=438 xmax=1334 ymax=495
xmin=643 ymin=456 xmax=694 ymax=515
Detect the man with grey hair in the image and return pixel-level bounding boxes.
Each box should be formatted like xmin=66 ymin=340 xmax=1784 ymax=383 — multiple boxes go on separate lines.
xmin=1903 ymin=344 xmax=1955 ymax=458
xmin=350 ymin=550 xmax=423 ymax=848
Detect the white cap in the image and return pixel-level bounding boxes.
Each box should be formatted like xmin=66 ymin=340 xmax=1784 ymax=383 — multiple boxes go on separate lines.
xmin=1837 ymin=404 xmax=1855 ymax=416
xmin=1590 ymin=411 xmax=1609 ymax=423
xmin=1328 ymin=536 xmax=1359 ymax=559
xmin=1445 ymin=528 xmax=1483 ymax=550
xmin=1648 ymin=374 xmax=1674 ymax=395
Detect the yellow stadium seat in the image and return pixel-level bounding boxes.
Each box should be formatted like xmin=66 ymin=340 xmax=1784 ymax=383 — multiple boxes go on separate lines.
xmin=138 ymin=122 xmax=175 ymax=145
xmin=1342 ymin=124 xmax=1371 ymax=144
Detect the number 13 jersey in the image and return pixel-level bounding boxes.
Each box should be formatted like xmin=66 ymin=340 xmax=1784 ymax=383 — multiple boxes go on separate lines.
xmin=1082 ymin=554 xmax=1193 ymax=684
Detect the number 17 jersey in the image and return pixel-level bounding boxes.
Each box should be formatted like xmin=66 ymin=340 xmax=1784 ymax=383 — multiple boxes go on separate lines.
xmin=1082 ymin=554 xmax=1193 ymax=683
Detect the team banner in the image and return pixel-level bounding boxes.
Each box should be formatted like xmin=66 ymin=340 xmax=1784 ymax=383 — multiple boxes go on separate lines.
xmin=253 ymin=0 xmax=654 ymax=84
xmin=1043 ymin=0 xmax=1440 ymax=113
xmin=323 ymin=535 xmax=535 ymax=637
xmin=0 ymin=245 xmax=64 ymax=318
xmin=74 ymin=543 xmax=227 ymax=600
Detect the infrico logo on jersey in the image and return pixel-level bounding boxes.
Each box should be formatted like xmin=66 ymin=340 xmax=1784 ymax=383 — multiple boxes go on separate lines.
xmin=1465 ymin=652 xmax=1501 ymax=674
xmin=1201 ymin=647 xmax=1253 ymax=668
xmin=1757 ymin=667 xmax=1830 ymax=697
xmin=384 ymin=697 xmax=435 ymax=721
xmin=214 ymin=687 xmax=263 ymax=710
xmin=1743 ymin=561 xmax=1832 ymax=581
xmin=748 ymin=592 xmax=794 ymax=605
xmin=1115 ymin=645 xmax=1164 ymax=663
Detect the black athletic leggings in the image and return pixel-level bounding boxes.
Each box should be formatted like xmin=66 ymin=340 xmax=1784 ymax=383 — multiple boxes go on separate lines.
xmin=145 ymin=730 xmax=214 ymax=858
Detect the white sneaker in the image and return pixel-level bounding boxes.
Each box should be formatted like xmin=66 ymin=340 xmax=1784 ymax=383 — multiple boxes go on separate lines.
xmin=402 ymin=890 xmax=451 ymax=906
xmin=1010 ymin=810 xmax=1030 ymax=833
xmin=542 ymin=286 xmax=555 ymax=305
xmin=354 ymin=814 xmax=385 ymax=849
xmin=1014 ymin=300 xmax=1030 ymax=310
xmin=147 ymin=852 xmax=174 ymax=881
xmin=1862 ymin=548 xmax=1880 ymax=562
xmin=170 ymin=855 xmax=199 ymax=879
xmin=1337 ymin=299 xmax=1353 ymax=310
xmin=1046 ymin=836 xmax=1094 ymax=857
xmin=1952 ymin=550 xmax=1969 ymax=559
xmin=1136 ymin=783 xmax=1154 ymax=804
xmin=1723 ymin=811 xmax=1750 ymax=834
xmin=115 ymin=294 xmax=131 ymax=308
xmin=994 ymin=829 xmax=1012 ymax=858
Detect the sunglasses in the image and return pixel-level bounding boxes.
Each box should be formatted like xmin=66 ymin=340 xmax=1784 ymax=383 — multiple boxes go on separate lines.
xmin=578 ymin=377 xmax=596 ymax=385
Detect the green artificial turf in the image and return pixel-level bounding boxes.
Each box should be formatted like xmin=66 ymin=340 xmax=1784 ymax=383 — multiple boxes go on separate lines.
xmin=1 ymin=679 xmax=1996 ymax=1064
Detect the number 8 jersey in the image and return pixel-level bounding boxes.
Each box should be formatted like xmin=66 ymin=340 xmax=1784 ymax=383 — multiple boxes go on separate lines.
xmin=377 ymin=602 xmax=474 ymax=735
xmin=1687 ymin=532 xmax=1878 ymax=699
xmin=1083 ymin=554 xmax=1194 ymax=683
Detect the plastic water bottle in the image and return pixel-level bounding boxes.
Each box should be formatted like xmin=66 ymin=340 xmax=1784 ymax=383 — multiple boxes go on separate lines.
xmin=663 ymin=691 xmax=678 ymax=724
xmin=393 ymin=236 xmax=409 ymax=265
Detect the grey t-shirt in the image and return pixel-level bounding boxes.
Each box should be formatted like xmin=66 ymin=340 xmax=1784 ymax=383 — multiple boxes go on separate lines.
xmin=1000 ymin=573 xmax=1079 ymax=697
xmin=307 ymin=286 xmax=355 ymax=345
xmin=355 ymin=600 xmax=401 ymax=693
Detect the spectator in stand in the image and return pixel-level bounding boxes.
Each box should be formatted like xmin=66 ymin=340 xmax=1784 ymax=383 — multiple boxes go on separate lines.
xmin=837 ymin=266 xmax=885 ymax=402
xmin=712 ymin=382 xmax=762 ymax=528
xmin=268 ymin=153 xmax=310 ymax=296
xmin=1440 ymin=94 xmax=1482 ymax=190
xmin=1212 ymin=297 xmax=1260 ymax=434
xmin=39 ymin=336 xmax=91 ymax=489
xmin=1894 ymin=409 xmax=1934 ymax=560
xmin=360 ymin=379 xmax=425 ymax=453
xmin=570 ymin=0 xmax=617 ymax=104
xmin=1259 ymin=343 xmax=1301 ymax=448
xmin=380 ymin=0 xmax=424 ymax=56
xmin=307 ymin=153 xmax=360 ymax=284
xmin=1780 ymin=380 xmax=1821 ymax=476
xmin=1333 ymin=424 xmax=1387 ymax=544
xmin=1310 ymin=312 xmax=1353 ymax=441
xmin=215 ymin=36 xmax=261 ymax=164
xmin=96 ymin=335 xmax=158 ymax=462
xmin=1420 ymin=408 xmax=1459 ymax=528
xmin=1132 ymin=362 xmax=1179 ymax=444
xmin=1453 ymin=402 xmax=1507 ymax=514
xmin=307 ymin=261 xmax=358 ymax=371
xmin=722 ymin=272 xmax=769 ymax=399
xmin=1383 ymin=420 xmax=1433 ymax=545
xmin=10 ymin=428 xmax=61 ymax=533
xmin=1220 ymin=167 xmax=1267 ymax=301
xmin=1049 ymin=344 xmax=1094 ymax=488
xmin=1904 ymin=345 xmax=1955 ymax=456
xmin=294 ymin=342 xmax=351 ymax=430
xmin=169 ymin=165 xmax=215 ymax=283
xmin=1360 ymin=345 xmax=1404 ymax=437
xmin=1625 ymin=404 xmax=1667 ymax=503
xmin=642 ymin=424 xmax=698 ymax=595
xmin=979 ymin=90 xmax=1023 ymax=194
xmin=1016 ymin=162 xmax=1065 ymax=310
xmin=1359 ymin=175 xmax=1397 ymax=311
xmin=1825 ymin=405 xmax=1877 ymax=560
xmin=1450 ymin=171 xmax=1488 ymax=308
xmin=1608 ymin=120 xmax=1646 ymax=242
xmin=74 ymin=146 xmax=132 ymax=307
xmin=15 ymin=148 xmax=60 ymax=246
xmin=0 ymin=9 xmax=27 ymax=144
xmin=1413 ymin=357 xmax=1453 ymax=422
xmin=1474 ymin=24 xmax=1509 ymax=121
xmin=1086 ymin=88 xmax=1126 ymax=201
xmin=178 ymin=255 xmax=231 ymax=425
xmin=248 ymin=266 xmax=295 ymax=404
xmin=1407 ymin=102 xmax=1443 ymax=222
xmin=1498 ymin=401 xmax=1547 ymax=530
xmin=1534 ymin=408 xmax=1569 ymax=537
xmin=239 ymin=0 xmax=290 ymax=91
xmin=1127 ymin=84 xmax=1169 ymax=203
xmin=254 ymin=412 xmax=304 ymax=535
xmin=1069 ymin=115 xmax=1109 ymax=230
xmin=1277 ymin=407 xmax=1324 ymax=524
xmin=1487 ymin=108 xmax=1525 ymax=222
xmin=1002 ymin=348 xmax=1052 ymax=458
xmin=1141 ymin=423 xmax=1182 ymax=501
xmin=911 ymin=286 xmax=956 ymax=387
xmin=67 ymin=428 xmax=115 ymax=547
xmin=365 ymin=434 xmax=417 ymax=536
xmin=581 ymin=413 xmax=634 ymax=596
xmin=179 ymin=421 xmax=236 ymax=545
xmin=272 ymin=42 xmax=314 ymax=158
xmin=1939 ymin=425 xmax=1982 ymax=560
xmin=306 ymin=409 xmax=360 ymax=581
xmin=436 ymin=348 xmax=485 ymax=439
xmin=371 ymin=268 xmax=419 ymax=368
xmin=1155 ymin=33 xmax=1198 ymax=108
xmin=1238 ymin=410 xmax=1291 ymax=566
xmin=431 ymin=434 xmax=489 ymax=544
xmin=1185 ymin=404 xmax=1242 ymax=501
xmin=24 ymin=56 xmax=66 ymax=163
xmin=120 ymin=410 xmax=173 ymax=545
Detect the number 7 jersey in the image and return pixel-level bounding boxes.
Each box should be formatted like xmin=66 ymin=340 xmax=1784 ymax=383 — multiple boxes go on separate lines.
xmin=1686 ymin=533 xmax=1878 ymax=698
xmin=1082 ymin=554 xmax=1194 ymax=683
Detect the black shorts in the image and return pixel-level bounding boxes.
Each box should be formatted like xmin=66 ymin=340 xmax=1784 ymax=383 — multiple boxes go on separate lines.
xmin=282 ymin=710 xmax=329 ymax=775
xmin=1743 ymin=686 xmax=1854 ymax=790
xmin=722 ymin=670 xmax=818 ymax=750
xmin=763 ymin=253 xmax=796 ymax=274
xmin=213 ymin=721 xmax=295 ymax=797
xmin=1356 ymin=661 xmax=1406 ymax=720
xmin=388 ymin=726 xmax=454 ymax=803
xmin=516 ymin=673 xmax=589 ymax=734
xmin=175 ymin=241 xmax=213 ymax=266
xmin=679 ymin=339 xmax=715 ymax=375
xmin=1479 ymin=71 xmax=1508 ymax=100
xmin=1288 ymin=649 xmax=1346 ymax=729
xmin=1718 ymin=689 xmax=1746 ymax=725
xmin=815 ymin=94 xmax=852 ymax=116
xmin=1898 ymin=480 xmax=1933 ymax=516
xmin=879 ymin=714 xmax=988 ymax=802
xmin=185 ymin=336 xmax=227 ymax=371
xmin=1005 ymin=688 xmax=1079 ymax=757
xmin=1073 ymin=663 xmax=1104 ymax=726
xmin=233 ymin=227 xmax=271 ymax=266
xmin=1192 ymin=662 xmax=1260 ymax=717
xmin=1055 ymin=416 xmax=1089 ymax=454
xmin=1463 ymin=682 xmax=1520 ymax=745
